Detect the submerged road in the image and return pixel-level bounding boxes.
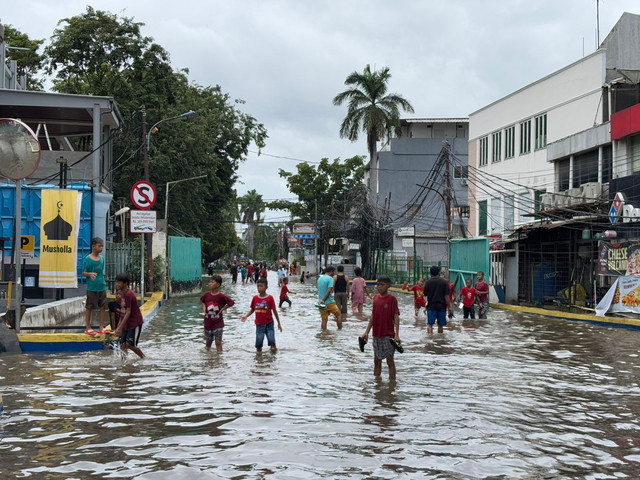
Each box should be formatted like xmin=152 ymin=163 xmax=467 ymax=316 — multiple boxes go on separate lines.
xmin=1 ymin=271 xmax=640 ymax=479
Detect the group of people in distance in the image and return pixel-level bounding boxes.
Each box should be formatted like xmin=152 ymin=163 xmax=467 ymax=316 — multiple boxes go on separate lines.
xmin=404 ymin=268 xmax=490 ymax=333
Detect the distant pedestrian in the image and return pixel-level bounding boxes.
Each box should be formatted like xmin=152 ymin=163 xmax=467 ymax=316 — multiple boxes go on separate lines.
xmin=475 ymin=271 xmax=490 ymax=319
xmin=82 ymin=237 xmax=108 ymax=335
xmin=200 ymin=275 xmax=235 ymax=352
xmin=350 ymin=267 xmax=369 ymax=314
xmin=424 ymin=265 xmax=453 ymax=334
xmin=247 ymin=263 xmax=254 ymax=283
xmin=334 ymin=265 xmax=350 ymax=315
xmin=230 ymin=263 xmax=238 ymax=284
xmin=241 ymin=278 xmax=282 ymax=353
xmin=361 ymin=275 xmax=401 ymax=380
xmin=279 ymin=277 xmax=294 ymax=308
xmin=459 ymin=278 xmax=476 ymax=319
xmin=317 ymin=265 xmax=342 ymax=330
xmin=240 ymin=264 xmax=248 ymax=284
xmin=403 ymin=277 xmax=427 ymax=317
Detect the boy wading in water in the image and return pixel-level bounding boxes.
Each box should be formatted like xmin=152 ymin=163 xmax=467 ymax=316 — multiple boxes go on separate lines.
xmin=82 ymin=237 xmax=108 ymax=335
xmin=361 ymin=276 xmax=401 ymax=380
xmin=241 ymin=278 xmax=282 ymax=353
xmin=112 ymin=273 xmax=145 ymax=359
xmin=200 ymin=275 xmax=235 ymax=352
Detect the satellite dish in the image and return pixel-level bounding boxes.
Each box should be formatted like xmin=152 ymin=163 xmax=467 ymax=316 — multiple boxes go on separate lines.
xmin=0 ymin=118 xmax=41 ymax=180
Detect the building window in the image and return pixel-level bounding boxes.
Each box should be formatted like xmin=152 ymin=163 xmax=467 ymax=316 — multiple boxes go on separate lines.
xmin=505 ymin=125 xmax=515 ymax=159
xmin=520 ymin=120 xmax=531 ymax=154
xmin=406 ymin=204 xmax=421 ymax=219
xmin=602 ymin=145 xmax=613 ymax=183
xmin=458 ymin=205 xmax=470 ymax=218
xmin=491 ymin=198 xmax=501 ymax=234
xmin=478 ymin=200 xmax=488 ymax=235
xmin=479 ymin=137 xmax=488 ymax=166
xmin=557 ymin=158 xmax=570 ymax=191
xmin=492 ymin=131 xmax=502 ymax=163
xmin=535 ymin=113 xmax=547 ymax=149
xmin=454 ymin=166 xmax=469 ymax=179
xmin=574 ymin=150 xmax=598 ymax=186
xmin=534 ymin=189 xmax=546 ymax=218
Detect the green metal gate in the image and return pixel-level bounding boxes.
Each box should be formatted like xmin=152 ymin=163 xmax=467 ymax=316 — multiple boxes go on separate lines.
xmin=449 ymin=237 xmax=490 ymax=292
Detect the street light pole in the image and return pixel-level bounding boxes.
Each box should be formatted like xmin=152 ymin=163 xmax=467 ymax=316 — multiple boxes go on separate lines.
xmin=163 ymin=174 xmax=207 ymax=298
xmin=141 ymin=107 xmax=196 ymax=296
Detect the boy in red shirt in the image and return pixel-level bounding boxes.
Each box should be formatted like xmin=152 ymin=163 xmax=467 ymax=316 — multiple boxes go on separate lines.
xmin=241 ymin=278 xmax=282 ymax=353
xmin=200 ymin=275 xmax=235 ymax=352
xmin=279 ymin=277 xmax=295 ymax=308
xmin=402 ymin=277 xmax=426 ymax=316
xmin=112 ymin=273 xmax=145 ymax=359
xmin=475 ymin=271 xmax=490 ymax=319
xmin=361 ymin=275 xmax=401 ymax=380
xmin=459 ymin=278 xmax=476 ymax=319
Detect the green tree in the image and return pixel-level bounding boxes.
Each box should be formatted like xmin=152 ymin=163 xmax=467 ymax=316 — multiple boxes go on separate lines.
xmin=3 ymin=25 xmax=45 ymax=90
xmin=253 ymin=224 xmax=281 ymax=262
xmin=333 ymin=64 xmax=414 ymax=164
xmin=238 ymin=189 xmax=265 ymax=259
xmin=43 ymin=7 xmax=267 ymax=257
xmin=274 ymin=156 xmax=367 ymax=266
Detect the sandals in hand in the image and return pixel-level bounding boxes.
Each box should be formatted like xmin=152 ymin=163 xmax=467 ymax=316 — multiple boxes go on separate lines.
xmin=390 ymin=338 xmax=404 ymax=353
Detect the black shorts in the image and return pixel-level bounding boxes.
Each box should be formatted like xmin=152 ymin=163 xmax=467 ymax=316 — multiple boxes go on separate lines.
xmin=120 ymin=326 xmax=142 ymax=347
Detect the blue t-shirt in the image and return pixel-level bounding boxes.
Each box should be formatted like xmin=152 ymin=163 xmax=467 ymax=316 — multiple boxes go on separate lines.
xmin=317 ymin=274 xmax=335 ymax=305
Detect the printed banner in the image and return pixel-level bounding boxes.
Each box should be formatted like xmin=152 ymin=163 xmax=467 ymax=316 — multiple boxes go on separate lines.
xmin=596 ymin=276 xmax=640 ymax=316
xmin=39 ymin=190 xmax=82 ymax=288
xmin=598 ymin=239 xmax=640 ymax=276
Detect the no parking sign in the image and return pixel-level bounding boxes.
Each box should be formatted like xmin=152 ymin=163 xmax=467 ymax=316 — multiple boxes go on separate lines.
xmin=131 ymin=181 xmax=156 ymax=210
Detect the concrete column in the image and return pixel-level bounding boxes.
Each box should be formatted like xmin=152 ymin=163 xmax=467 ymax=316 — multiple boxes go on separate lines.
xmin=569 ymin=155 xmax=574 ymax=188
xmin=92 ymin=103 xmax=101 ymax=190
xmin=598 ymin=146 xmax=603 ymax=184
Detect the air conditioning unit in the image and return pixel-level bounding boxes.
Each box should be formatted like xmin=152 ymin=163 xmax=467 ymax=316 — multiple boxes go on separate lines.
xmin=555 ymin=192 xmax=569 ymax=207
xmin=582 ymin=182 xmax=602 ymax=200
xmin=567 ymin=187 xmax=584 ymax=205
xmin=540 ymin=193 xmax=555 ymax=210
xmin=460 ymin=179 xmax=468 ymax=186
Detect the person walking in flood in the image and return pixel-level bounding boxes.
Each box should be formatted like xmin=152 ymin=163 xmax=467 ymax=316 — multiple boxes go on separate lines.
xmin=279 ymin=277 xmax=295 ymax=308
xmin=241 ymin=278 xmax=282 ymax=353
xmin=317 ymin=265 xmax=342 ymax=330
xmin=334 ymin=265 xmax=350 ymax=315
xmin=112 ymin=273 xmax=145 ymax=359
xmin=424 ymin=265 xmax=454 ymax=334
xmin=402 ymin=277 xmax=427 ymax=317
xmin=82 ymin=237 xmax=108 ymax=335
xmin=350 ymin=267 xmax=369 ymax=314
xmin=475 ymin=271 xmax=490 ymax=319
xmin=361 ymin=275 xmax=401 ymax=380
xmin=459 ymin=278 xmax=476 ymax=319
xmin=200 ymin=275 xmax=235 ymax=352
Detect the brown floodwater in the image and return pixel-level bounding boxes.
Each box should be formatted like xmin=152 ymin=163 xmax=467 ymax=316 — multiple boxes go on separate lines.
xmin=1 ymin=272 xmax=640 ymax=479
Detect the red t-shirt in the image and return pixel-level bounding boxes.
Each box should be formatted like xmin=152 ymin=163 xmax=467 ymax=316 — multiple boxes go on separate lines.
xmin=122 ymin=289 xmax=143 ymax=330
xmin=475 ymin=281 xmax=489 ymax=302
xmin=460 ymin=286 xmax=476 ymax=307
xmin=200 ymin=291 xmax=235 ymax=330
xmin=250 ymin=294 xmax=277 ymax=325
xmin=260 ymin=268 xmax=268 ymax=278
xmin=410 ymin=285 xmax=426 ymax=306
xmin=371 ymin=293 xmax=399 ymax=338
xmin=449 ymin=283 xmax=456 ymax=303
xmin=280 ymin=284 xmax=289 ymax=300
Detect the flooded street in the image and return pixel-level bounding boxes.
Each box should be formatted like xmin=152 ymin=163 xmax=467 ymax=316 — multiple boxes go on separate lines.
xmin=2 ymin=271 xmax=640 ymax=479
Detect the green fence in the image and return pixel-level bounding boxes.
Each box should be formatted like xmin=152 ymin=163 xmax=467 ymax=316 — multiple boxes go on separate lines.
xmin=449 ymin=237 xmax=490 ymax=292
xmin=169 ymin=236 xmax=202 ymax=294
xmin=105 ymin=241 xmax=139 ymax=293
xmin=374 ymin=249 xmax=427 ymax=285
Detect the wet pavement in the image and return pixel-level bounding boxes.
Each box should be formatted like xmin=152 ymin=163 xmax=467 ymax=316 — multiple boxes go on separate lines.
xmin=1 ymin=271 xmax=640 ymax=479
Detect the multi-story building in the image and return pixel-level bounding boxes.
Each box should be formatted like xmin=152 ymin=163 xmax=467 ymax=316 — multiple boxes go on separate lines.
xmin=468 ymin=12 xmax=640 ymax=304
xmin=370 ymin=118 xmax=469 ymax=275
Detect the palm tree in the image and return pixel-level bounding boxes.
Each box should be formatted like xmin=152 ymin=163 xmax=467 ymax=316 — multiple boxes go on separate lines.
xmin=333 ymin=64 xmax=414 ymax=166
xmin=237 ymin=189 xmax=265 ymax=259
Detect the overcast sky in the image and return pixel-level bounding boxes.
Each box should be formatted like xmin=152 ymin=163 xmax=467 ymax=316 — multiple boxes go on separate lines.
xmin=3 ymin=1 xmax=639 ymax=221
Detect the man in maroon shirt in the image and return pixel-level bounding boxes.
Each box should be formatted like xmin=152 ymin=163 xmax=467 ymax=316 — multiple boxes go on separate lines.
xmin=113 ymin=273 xmax=145 ymax=359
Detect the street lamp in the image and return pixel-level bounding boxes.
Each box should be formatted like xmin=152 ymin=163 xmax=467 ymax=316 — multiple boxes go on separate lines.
xmin=164 ymin=174 xmax=207 ymax=298
xmin=141 ymin=108 xmax=196 ymax=295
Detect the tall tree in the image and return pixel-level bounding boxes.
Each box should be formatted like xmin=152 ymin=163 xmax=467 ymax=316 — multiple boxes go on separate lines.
xmin=238 ymin=189 xmax=265 ymax=259
xmin=333 ymin=64 xmax=414 ymax=167
xmin=2 ymin=25 xmax=45 ymax=90
xmin=43 ymin=7 xmax=267 ymax=258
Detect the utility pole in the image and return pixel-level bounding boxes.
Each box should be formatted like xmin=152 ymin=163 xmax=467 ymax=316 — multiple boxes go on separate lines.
xmin=140 ymin=105 xmax=153 ymax=295
xmin=443 ymin=142 xmax=452 ymax=269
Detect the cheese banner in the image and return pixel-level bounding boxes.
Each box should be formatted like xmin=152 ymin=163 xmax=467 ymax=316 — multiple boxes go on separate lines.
xmin=596 ymin=276 xmax=640 ymax=316
xmin=39 ymin=189 xmax=82 ymax=288
xmin=598 ymin=239 xmax=640 ymax=276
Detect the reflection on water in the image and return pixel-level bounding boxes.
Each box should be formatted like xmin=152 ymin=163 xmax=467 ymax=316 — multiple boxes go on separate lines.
xmin=2 ymin=272 xmax=640 ymax=478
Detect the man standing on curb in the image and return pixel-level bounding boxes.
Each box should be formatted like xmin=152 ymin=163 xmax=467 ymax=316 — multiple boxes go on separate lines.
xmin=317 ymin=265 xmax=342 ymax=330
xmin=423 ymin=265 xmax=453 ymax=334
